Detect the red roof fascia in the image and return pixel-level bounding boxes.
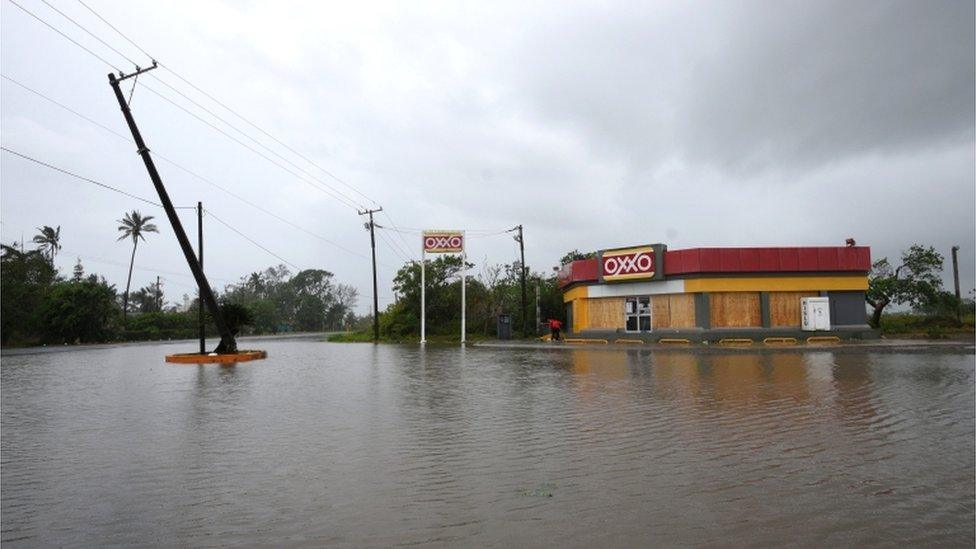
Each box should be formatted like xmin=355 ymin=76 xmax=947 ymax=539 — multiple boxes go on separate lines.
xmin=558 ymin=246 xmax=871 ymax=287
xmin=662 ymin=247 xmax=871 ymax=275
xmin=557 ymin=258 xmax=599 ymax=288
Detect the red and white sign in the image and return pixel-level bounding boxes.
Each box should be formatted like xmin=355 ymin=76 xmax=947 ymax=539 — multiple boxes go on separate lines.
xmin=601 ymin=246 xmax=655 ymax=281
xmin=423 ymin=231 xmax=464 ymax=253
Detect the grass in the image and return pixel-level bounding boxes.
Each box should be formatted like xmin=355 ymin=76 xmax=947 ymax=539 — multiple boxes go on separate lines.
xmin=880 ymin=312 xmax=975 ymax=339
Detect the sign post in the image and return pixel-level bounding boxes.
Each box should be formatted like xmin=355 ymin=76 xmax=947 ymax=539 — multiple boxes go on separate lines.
xmin=421 ymin=230 xmax=465 ymax=345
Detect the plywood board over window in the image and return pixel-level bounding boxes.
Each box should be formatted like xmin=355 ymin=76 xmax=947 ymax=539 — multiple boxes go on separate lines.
xmin=588 ymin=297 xmax=626 ymax=330
xmin=770 ymin=291 xmax=818 ymax=327
xmin=710 ymin=292 xmax=761 ymax=327
xmin=652 ymin=295 xmax=670 ymax=329
xmin=668 ymin=294 xmax=696 ymax=328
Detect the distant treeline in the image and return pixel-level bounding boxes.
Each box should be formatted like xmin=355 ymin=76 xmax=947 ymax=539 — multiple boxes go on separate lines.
xmin=1 ymin=241 xmax=358 ymax=347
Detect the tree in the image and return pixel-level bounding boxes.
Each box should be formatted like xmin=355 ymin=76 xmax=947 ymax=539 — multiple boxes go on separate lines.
xmin=38 ymin=278 xmax=118 ymax=344
xmin=72 ymin=258 xmax=85 ymax=281
xmin=32 ymin=225 xmax=61 ymax=264
xmin=559 ymin=249 xmax=595 ymax=265
xmin=1 ymin=242 xmax=58 ymax=345
xmin=129 ymin=283 xmax=164 ymax=313
xmin=117 ymin=210 xmax=158 ymax=322
xmin=866 ymin=245 xmax=944 ymax=328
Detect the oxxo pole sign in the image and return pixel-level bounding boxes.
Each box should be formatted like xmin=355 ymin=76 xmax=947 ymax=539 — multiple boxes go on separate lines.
xmin=421 ymin=230 xmax=466 ymax=344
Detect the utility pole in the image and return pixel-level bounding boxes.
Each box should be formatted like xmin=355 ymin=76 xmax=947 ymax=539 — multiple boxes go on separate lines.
xmin=515 ymin=225 xmax=527 ymax=338
xmin=109 ymin=63 xmax=237 ymax=353
xmin=198 ymin=202 xmax=205 ymax=355
xmin=156 ymin=275 xmax=161 ymax=311
xmin=951 ymin=246 xmax=961 ymax=299
xmin=535 ymin=279 xmax=541 ymax=335
xmin=359 ymin=207 xmax=382 ymax=342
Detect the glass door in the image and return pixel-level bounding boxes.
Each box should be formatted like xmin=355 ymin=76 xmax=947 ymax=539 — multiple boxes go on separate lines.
xmin=625 ymin=297 xmax=652 ymax=332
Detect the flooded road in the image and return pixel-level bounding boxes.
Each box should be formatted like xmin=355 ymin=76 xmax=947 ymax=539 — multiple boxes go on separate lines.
xmin=2 ymin=341 xmax=973 ymax=547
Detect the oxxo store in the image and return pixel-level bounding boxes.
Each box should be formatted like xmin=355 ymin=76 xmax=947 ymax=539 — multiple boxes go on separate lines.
xmin=557 ymin=244 xmax=876 ymax=341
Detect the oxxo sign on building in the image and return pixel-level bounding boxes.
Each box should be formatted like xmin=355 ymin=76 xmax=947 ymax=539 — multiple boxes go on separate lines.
xmin=599 ymin=244 xmax=666 ymax=282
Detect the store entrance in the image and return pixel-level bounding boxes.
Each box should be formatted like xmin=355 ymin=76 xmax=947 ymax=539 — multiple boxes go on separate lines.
xmin=625 ymin=297 xmax=652 ymax=332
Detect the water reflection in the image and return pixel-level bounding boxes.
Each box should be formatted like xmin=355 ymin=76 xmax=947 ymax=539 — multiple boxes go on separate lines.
xmin=1 ymin=342 xmax=972 ymax=547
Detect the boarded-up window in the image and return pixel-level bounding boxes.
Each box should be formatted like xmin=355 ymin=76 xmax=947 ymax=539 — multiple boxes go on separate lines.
xmin=710 ymin=292 xmax=761 ymax=327
xmin=669 ymin=294 xmax=696 ymax=328
xmin=588 ymin=297 xmax=626 ymax=330
xmin=769 ymin=291 xmax=818 ymax=327
xmin=652 ymin=295 xmax=670 ymax=329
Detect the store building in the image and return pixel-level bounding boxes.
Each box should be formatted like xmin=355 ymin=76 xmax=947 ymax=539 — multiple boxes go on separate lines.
xmin=557 ymin=244 xmax=875 ymax=341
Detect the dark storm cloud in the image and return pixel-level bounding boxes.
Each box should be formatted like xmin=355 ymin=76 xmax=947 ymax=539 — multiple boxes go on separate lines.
xmin=502 ymin=0 xmax=975 ymax=174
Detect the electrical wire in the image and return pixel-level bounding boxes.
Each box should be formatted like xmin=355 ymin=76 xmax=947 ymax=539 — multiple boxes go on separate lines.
xmin=10 ymin=0 xmax=364 ymax=213
xmin=1 ymin=147 xmax=162 ymax=207
xmin=136 ymin=82 xmax=362 ymax=210
xmin=203 ymin=208 xmax=301 ymax=272
xmin=73 ymin=0 xmax=420 ymax=262
xmin=37 ymin=0 xmax=144 ymax=68
xmin=0 ymin=73 xmax=381 ymax=266
xmin=8 ymin=1 xmax=432 ymax=288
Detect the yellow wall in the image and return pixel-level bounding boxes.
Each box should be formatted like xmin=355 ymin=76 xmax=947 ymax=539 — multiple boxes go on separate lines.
xmin=683 ymin=275 xmax=867 ymax=293
xmin=572 ymin=298 xmax=589 ymax=333
xmin=563 ymin=285 xmax=589 ymax=303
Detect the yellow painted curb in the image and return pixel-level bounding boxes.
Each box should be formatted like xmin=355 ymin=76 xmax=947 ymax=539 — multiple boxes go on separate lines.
xmin=165 ymin=350 xmax=267 ymax=364
xmin=658 ymin=338 xmax=692 ymax=345
xmin=564 ymin=338 xmax=609 ymax=345
xmin=763 ymin=337 xmax=798 ymax=345
xmin=806 ymin=336 xmax=841 ymax=344
xmin=719 ymin=338 xmax=754 ymax=346
xmin=614 ymin=338 xmax=644 ymax=344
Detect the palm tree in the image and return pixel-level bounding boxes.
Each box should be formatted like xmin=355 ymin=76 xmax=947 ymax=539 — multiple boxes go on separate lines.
xmin=32 ymin=225 xmax=61 ymax=263
xmin=117 ymin=210 xmax=158 ymax=321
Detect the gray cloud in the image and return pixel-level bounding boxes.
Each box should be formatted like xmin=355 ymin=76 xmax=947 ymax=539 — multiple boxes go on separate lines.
xmin=1 ymin=0 xmax=973 ymax=312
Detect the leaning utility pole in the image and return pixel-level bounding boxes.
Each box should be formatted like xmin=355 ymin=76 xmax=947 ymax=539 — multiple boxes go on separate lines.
xmin=359 ymin=207 xmax=382 ymax=342
xmin=108 ymin=63 xmax=237 ymax=353
xmin=516 ymin=224 xmax=527 ymax=338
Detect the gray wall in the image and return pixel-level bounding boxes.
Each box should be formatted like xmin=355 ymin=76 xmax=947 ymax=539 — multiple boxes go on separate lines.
xmin=827 ymin=291 xmax=868 ymax=326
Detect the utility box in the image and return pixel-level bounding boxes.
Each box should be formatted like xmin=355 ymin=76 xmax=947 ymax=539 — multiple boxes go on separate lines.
xmin=801 ymin=297 xmax=831 ymax=331
xmin=497 ymin=314 xmax=512 ymax=339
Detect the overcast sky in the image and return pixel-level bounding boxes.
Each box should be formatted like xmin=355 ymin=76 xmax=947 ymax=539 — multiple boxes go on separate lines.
xmin=2 ymin=0 xmax=973 ymax=313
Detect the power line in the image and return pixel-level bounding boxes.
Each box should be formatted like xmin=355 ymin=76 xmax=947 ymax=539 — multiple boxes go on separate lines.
xmin=203 ymin=208 xmax=301 ymax=272
xmin=143 ymin=75 xmax=367 ymax=211
xmin=71 ymin=0 xmax=420 ymax=261
xmin=5 ymin=0 xmax=121 ymax=70
xmin=137 ymin=82 xmax=363 ymax=210
xmin=65 ymin=0 xmax=374 ymax=214
xmin=8 ymin=1 xmax=409 ymax=282
xmin=38 ymin=0 xmax=144 ymax=68
xmin=1 ymin=74 xmax=130 ymax=140
xmin=11 ymin=0 xmax=364 ymax=212
xmin=75 ymin=0 xmax=152 ymax=59
xmin=1 ymin=147 xmax=162 ymax=207
xmin=0 ymin=73 xmax=381 ymax=266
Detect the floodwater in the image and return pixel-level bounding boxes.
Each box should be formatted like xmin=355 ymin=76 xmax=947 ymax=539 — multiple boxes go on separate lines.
xmin=2 ymin=340 xmax=973 ymax=547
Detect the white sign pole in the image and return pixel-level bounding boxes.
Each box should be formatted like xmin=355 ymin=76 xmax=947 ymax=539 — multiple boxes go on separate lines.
xmin=460 ymin=232 xmax=466 ymax=344
xmin=421 ymin=246 xmax=426 ymax=345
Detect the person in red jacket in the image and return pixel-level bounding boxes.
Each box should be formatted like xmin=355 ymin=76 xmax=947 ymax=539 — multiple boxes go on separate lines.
xmin=548 ymin=318 xmax=563 ymax=341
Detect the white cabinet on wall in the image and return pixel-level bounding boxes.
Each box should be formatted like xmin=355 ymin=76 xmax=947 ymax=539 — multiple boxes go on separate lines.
xmin=801 ymin=297 xmax=831 ymax=331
